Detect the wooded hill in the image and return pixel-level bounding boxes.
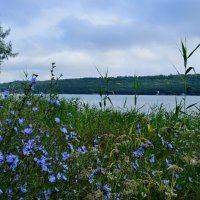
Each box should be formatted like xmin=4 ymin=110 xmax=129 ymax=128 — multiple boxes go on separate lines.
xmin=1 ymin=74 xmax=200 ymax=95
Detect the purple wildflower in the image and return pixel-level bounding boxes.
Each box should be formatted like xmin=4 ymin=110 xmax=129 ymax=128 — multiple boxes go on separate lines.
xmin=167 ymin=143 xmax=173 ymax=149
xmin=19 ymin=118 xmax=25 ymax=126
xmin=150 ymin=154 xmax=155 ymax=163
xmin=6 ymin=154 xmax=19 ymax=171
xmin=32 ymin=107 xmax=38 ymax=112
xmin=62 ymin=152 xmax=70 ymax=161
xmin=31 ymin=76 xmax=37 ymax=84
xmin=136 ymin=124 xmax=141 ymax=133
xmin=133 ymin=159 xmax=139 ymax=169
xmin=6 ymin=188 xmax=12 ymax=195
xmin=176 ymin=184 xmax=182 ymax=190
xmin=78 ymin=146 xmax=87 ymax=154
xmin=189 ymin=177 xmax=193 ymax=182
xmin=22 ymin=127 xmax=33 ymax=134
xmin=152 ymin=171 xmax=157 ymax=176
xmin=26 ymin=101 xmax=32 ymax=106
xmin=133 ymin=147 xmax=143 ymax=157
xmin=49 ymin=175 xmax=56 ymax=183
xmin=60 ymin=127 xmax=67 ymax=134
xmin=147 ymin=141 xmax=154 ymax=147
xmin=3 ymin=90 xmax=9 ymax=98
xmin=53 ymin=99 xmax=60 ymax=106
xmin=14 ymin=127 xmax=18 ymax=133
xmin=0 ymin=151 xmax=4 ymax=166
xmin=21 ymin=186 xmax=28 ymax=193
xmin=0 ymin=136 xmax=3 ymax=142
xmin=40 ymin=92 xmax=45 ymax=97
xmin=164 ymin=179 xmax=169 ymax=185
xmin=55 ymin=117 xmax=60 ymax=123
xmin=68 ymin=143 xmax=74 ymax=152
xmin=10 ymin=110 xmax=15 ymax=115
xmin=166 ymin=158 xmax=172 ymax=164
xmin=5 ymin=118 xmax=12 ymax=124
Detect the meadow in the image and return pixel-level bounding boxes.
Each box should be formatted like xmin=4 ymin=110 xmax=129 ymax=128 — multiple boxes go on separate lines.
xmin=0 ymin=42 xmax=200 ymax=199
xmin=0 ymin=68 xmax=200 ymax=200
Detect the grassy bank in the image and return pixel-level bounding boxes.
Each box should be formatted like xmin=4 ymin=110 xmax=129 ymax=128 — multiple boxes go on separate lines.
xmin=0 ymin=83 xmax=200 ymax=199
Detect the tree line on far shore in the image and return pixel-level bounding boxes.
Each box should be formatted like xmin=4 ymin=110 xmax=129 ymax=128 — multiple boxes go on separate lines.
xmin=1 ymin=74 xmax=200 ymax=95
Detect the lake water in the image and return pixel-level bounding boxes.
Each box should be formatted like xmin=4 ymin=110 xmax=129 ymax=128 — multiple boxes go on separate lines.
xmin=59 ymin=94 xmax=200 ymax=112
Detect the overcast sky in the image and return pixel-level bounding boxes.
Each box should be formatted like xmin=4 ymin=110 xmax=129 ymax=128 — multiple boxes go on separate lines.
xmin=1 ymin=0 xmax=200 ymax=82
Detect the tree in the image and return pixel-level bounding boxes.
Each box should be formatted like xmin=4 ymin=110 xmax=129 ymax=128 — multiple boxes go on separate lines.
xmin=0 ymin=25 xmax=18 ymax=67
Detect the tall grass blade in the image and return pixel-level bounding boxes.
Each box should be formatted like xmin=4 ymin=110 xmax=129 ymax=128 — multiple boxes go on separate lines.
xmin=187 ymin=43 xmax=200 ymax=59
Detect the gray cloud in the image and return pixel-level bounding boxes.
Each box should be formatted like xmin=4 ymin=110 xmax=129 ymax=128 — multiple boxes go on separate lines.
xmin=0 ymin=0 xmax=200 ymax=83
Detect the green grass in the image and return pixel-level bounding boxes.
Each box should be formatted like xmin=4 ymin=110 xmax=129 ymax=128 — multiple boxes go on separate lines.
xmin=0 ymin=89 xmax=200 ymax=199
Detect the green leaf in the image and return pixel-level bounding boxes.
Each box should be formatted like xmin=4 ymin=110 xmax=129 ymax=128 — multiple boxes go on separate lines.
xmin=181 ymin=40 xmax=187 ymax=67
xmin=185 ymin=67 xmax=194 ymax=74
xmin=99 ymin=102 xmax=102 ymax=108
xmin=186 ymin=102 xmax=198 ymax=109
xmin=188 ymin=43 xmax=200 ymax=59
xmin=107 ymin=96 xmax=113 ymax=106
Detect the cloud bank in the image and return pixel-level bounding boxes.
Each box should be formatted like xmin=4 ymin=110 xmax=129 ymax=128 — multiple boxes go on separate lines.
xmin=0 ymin=0 xmax=200 ymax=82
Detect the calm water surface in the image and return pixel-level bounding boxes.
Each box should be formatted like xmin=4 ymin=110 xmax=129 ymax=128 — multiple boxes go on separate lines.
xmin=59 ymin=94 xmax=200 ymax=112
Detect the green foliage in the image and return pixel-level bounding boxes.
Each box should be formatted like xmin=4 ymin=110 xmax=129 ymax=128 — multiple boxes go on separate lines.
xmin=96 ymin=68 xmax=113 ymax=110
xmin=2 ymin=74 xmax=200 ymax=95
xmin=0 ymin=25 xmax=18 ymax=67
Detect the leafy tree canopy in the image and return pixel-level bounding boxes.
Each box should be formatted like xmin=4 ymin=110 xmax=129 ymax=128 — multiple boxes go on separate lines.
xmin=0 ymin=25 xmax=18 ymax=66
